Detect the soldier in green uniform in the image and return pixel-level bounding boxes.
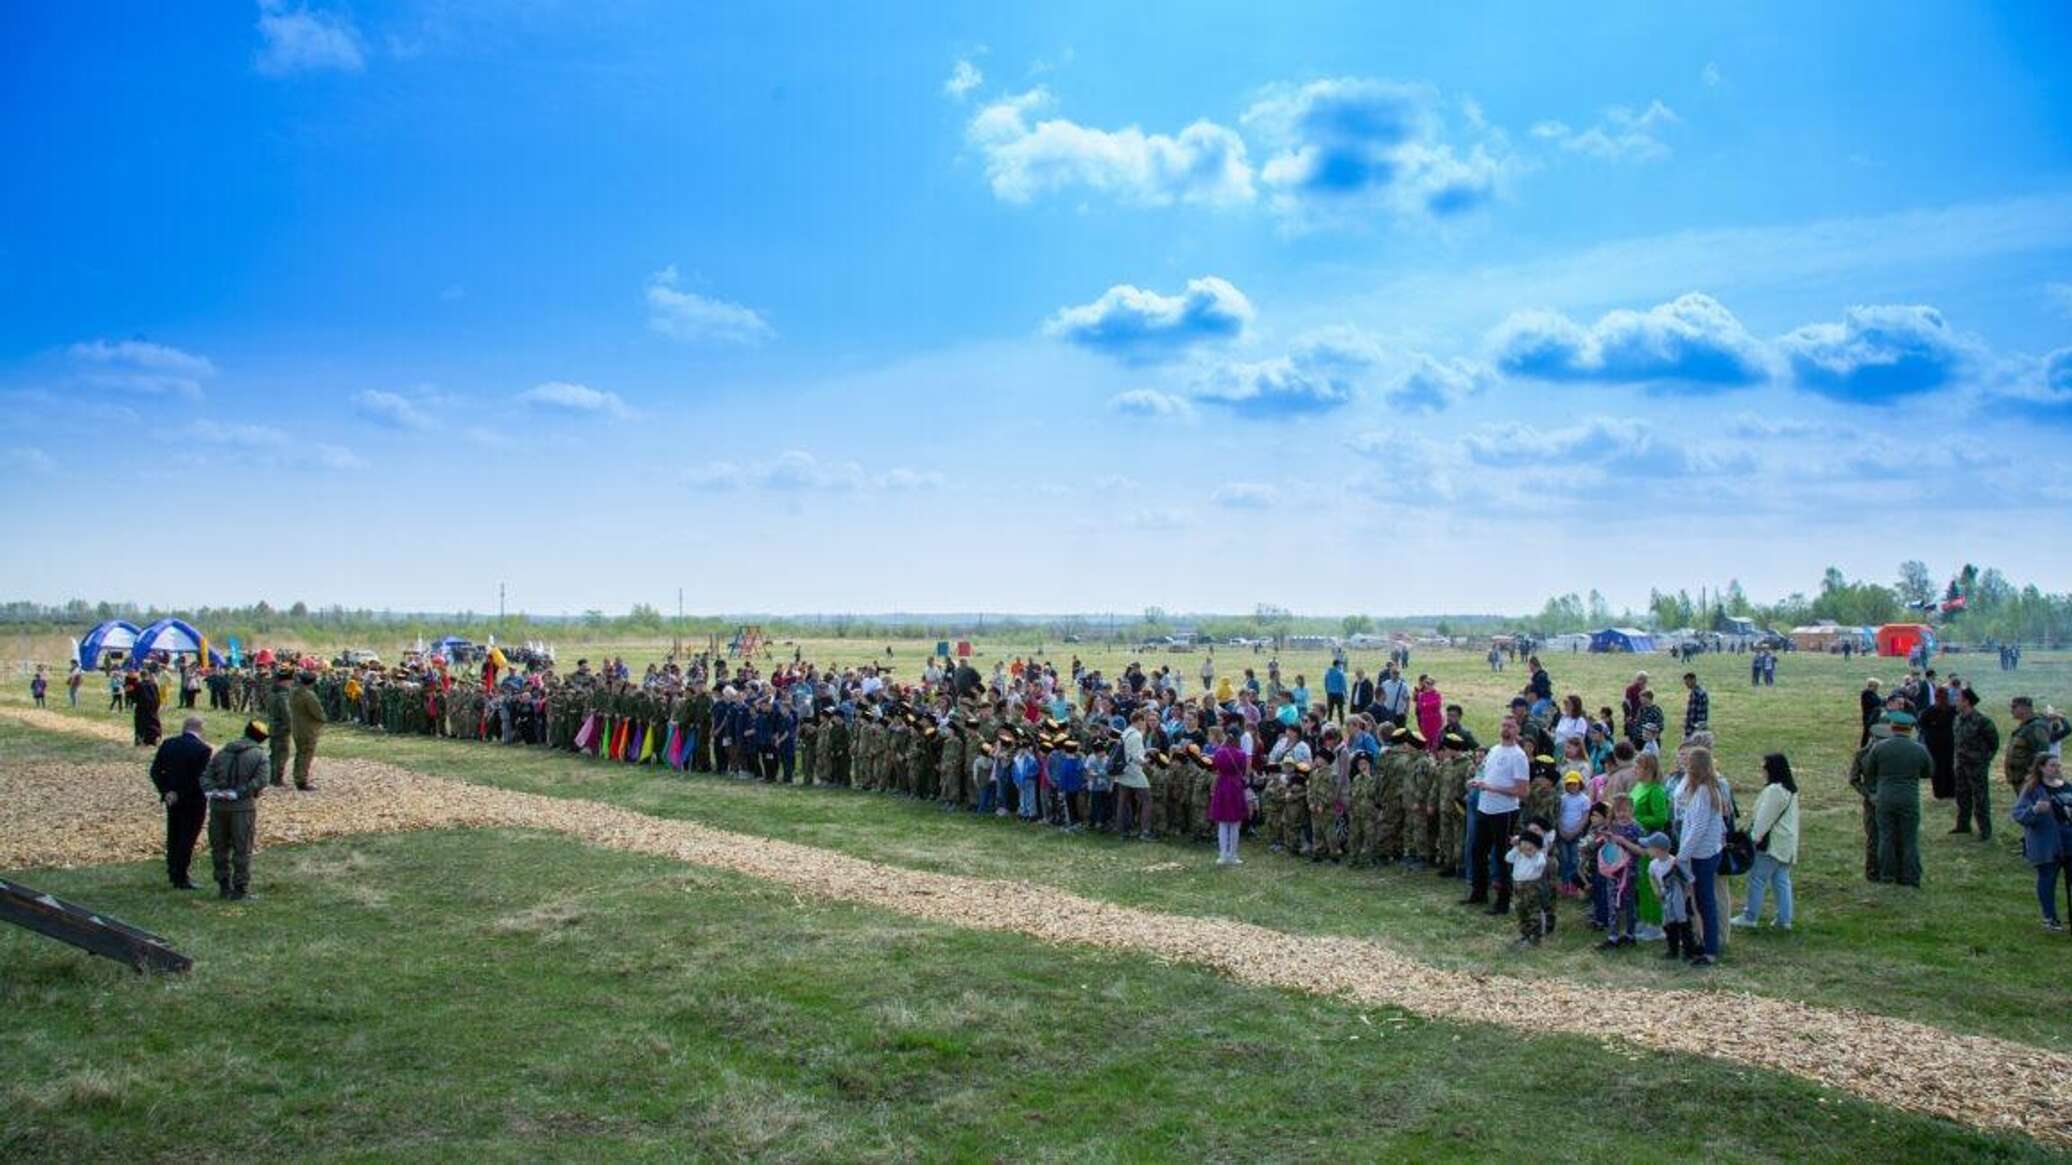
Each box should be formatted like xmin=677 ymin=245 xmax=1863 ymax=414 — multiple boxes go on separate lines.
xmin=201 ymin=720 xmax=272 ymax=900
xmin=1278 ymin=758 xmax=1310 ymax=855
xmin=2005 ymin=697 xmax=2070 ymax=798
xmin=797 ymin=710 xmax=820 ymax=785
xmin=1380 ymin=729 xmax=1418 ymax=866
xmin=265 ymin=669 xmax=294 ymax=787
xmin=1845 ymin=722 xmax=1885 ymax=881
xmin=1866 ymin=711 xmax=1933 ymax=886
xmin=288 ymin=670 xmax=325 ymax=790
xmin=937 ymin=716 xmax=966 ymax=808
xmin=1345 ymin=750 xmax=1379 ymax=866
xmin=825 ymin=709 xmax=851 ymax=787
xmin=1950 ymin=687 xmax=1999 ymax=839
xmin=1432 ymin=733 xmax=1471 ymax=876
xmin=1306 ymin=745 xmax=1344 ymax=863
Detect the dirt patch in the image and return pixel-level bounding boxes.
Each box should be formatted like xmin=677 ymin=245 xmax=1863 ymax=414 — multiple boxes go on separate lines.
xmin=3 ymin=703 xmax=2068 ymax=1148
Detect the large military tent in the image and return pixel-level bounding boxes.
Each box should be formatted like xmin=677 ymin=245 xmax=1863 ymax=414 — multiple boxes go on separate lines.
xmin=1589 ymin=627 xmax=1656 ymax=653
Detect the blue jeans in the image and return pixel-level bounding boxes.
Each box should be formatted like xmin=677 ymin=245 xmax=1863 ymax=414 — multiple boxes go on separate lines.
xmin=1741 ymin=852 xmax=1794 ymax=926
xmin=1017 ymin=779 xmax=1038 ymax=819
xmin=1555 ymin=838 xmax=1580 ymax=886
xmin=2037 ymin=858 xmax=2072 ymax=924
xmin=1689 ymin=853 xmax=1723 ymax=957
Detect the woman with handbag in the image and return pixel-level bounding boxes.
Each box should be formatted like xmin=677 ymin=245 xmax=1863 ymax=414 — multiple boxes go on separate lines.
xmin=1734 ymin=754 xmax=1801 ymax=931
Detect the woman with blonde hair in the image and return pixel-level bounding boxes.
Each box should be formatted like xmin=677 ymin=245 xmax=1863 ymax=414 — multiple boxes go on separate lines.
xmin=1676 ymin=747 xmax=1732 ymax=965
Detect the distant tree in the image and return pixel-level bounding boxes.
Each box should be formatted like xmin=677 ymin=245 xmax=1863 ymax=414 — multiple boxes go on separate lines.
xmin=290 ymin=600 xmax=310 ymax=619
xmin=1586 ymin=589 xmax=1611 ymax=625
xmin=1896 ymin=560 xmax=1935 ymax=607
xmin=1342 ymin=614 xmax=1373 ymax=637
xmin=582 ymin=609 xmax=606 ymax=628
xmin=1724 ymin=579 xmax=1751 ymax=616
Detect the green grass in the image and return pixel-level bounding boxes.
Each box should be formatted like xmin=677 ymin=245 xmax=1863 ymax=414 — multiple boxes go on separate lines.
xmin=1 ymin=827 xmax=2055 ymax=1163
xmin=15 ymin=643 xmax=2067 ymax=1050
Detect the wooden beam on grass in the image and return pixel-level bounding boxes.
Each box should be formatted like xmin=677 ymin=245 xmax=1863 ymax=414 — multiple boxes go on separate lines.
xmin=0 ymin=876 xmax=193 ymax=974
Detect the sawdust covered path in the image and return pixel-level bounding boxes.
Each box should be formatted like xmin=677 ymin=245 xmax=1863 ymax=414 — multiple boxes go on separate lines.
xmin=3 ymin=703 xmax=2068 ymax=1149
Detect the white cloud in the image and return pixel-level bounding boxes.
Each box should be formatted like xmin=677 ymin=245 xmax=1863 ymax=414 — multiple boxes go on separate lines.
xmin=944 ymin=58 xmax=983 ymax=101
xmin=1489 ymin=292 xmax=1770 ymax=390
xmin=254 ymin=1 xmax=366 ymax=77
xmin=2048 ymin=281 xmax=2072 ymax=319
xmin=1533 ymin=99 xmax=1678 ymax=162
xmin=314 ymin=443 xmax=365 ymax=470
xmin=1045 ymin=276 xmax=1253 ymax=358
xmin=185 ymin=421 xmax=362 ymax=472
xmin=1191 ymin=326 xmax=1383 ymax=417
xmin=518 ymin=381 xmax=631 ymax=418
xmin=1702 ymin=62 xmax=1723 ymax=88
xmin=1385 ymin=354 xmax=1492 ymax=413
xmin=1211 ymin=481 xmax=1279 ymax=509
xmin=1463 ymin=416 xmax=1748 ymax=481
xmin=967 ymin=88 xmax=1255 ymax=208
xmin=352 ymin=389 xmax=433 ymax=430
xmin=1121 ymin=506 xmax=1194 ymax=531
xmin=1244 ymin=77 xmax=1505 ymax=225
xmin=1776 ymin=304 xmax=1981 ymax=402
xmin=645 ymin=266 xmax=774 ymax=345
xmin=880 ymin=466 xmax=946 ymax=491
xmin=1106 ymin=389 xmax=1196 ymax=418
xmin=1094 ymin=473 xmax=1142 ymax=491
xmin=690 ymin=451 xmax=943 ymax=493
xmin=68 ymin=339 xmax=215 ymax=398
xmin=1 ymin=446 xmax=56 ymax=475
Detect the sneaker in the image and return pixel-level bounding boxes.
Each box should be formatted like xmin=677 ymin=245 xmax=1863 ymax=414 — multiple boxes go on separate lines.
xmin=1729 ymin=915 xmax=1756 ymax=928
xmin=1230 ymin=857 xmax=1242 ymax=865
xmin=1687 ymin=954 xmax=1715 ymax=967
xmin=2046 ymin=919 xmax=2065 ymax=933
xmin=1596 ymin=938 xmax=1621 ymax=951
xmin=1775 ymin=922 xmax=1792 ymax=931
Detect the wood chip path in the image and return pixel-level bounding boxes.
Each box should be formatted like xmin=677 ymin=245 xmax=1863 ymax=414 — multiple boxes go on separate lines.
xmin=4 ymin=705 xmax=2067 ymax=1148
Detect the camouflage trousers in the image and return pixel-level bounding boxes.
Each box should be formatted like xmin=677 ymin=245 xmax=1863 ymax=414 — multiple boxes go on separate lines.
xmin=1515 ymin=878 xmax=1553 ymax=941
xmin=1434 ymin=796 xmax=1465 ymax=871
xmin=1377 ymin=774 xmax=1406 ymax=863
xmin=1307 ymin=792 xmax=1342 ymax=860
xmin=1346 ymin=774 xmax=1379 ymax=864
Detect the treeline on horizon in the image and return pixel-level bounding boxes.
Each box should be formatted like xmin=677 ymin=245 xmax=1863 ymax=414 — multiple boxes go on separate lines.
xmin=3 ymin=561 xmax=2067 ymax=647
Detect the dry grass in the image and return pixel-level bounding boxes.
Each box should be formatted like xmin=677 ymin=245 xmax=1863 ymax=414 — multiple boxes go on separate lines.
xmin=4 ymin=703 xmax=2068 ymax=1149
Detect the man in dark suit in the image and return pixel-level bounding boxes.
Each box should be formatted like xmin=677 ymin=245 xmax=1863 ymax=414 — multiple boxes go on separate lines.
xmin=148 ymin=715 xmax=212 ymax=890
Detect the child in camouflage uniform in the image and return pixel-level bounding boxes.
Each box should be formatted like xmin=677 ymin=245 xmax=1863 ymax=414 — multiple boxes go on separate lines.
xmin=1507 ymin=822 xmax=1553 ymax=945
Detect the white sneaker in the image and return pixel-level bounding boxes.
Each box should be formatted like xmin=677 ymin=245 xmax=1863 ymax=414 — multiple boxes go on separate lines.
xmin=1729 ymin=915 xmax=1755 ymax=928
xmin=1230 ymin=856 xmax=1243 ymax=865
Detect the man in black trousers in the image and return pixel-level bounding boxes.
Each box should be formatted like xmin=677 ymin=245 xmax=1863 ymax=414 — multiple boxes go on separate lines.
xmin=148 ymin=715 xmax=212 ymax=890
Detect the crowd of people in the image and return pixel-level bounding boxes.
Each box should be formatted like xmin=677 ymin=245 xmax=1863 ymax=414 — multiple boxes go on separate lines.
xmin=1849 ymin=666 xmax=2071 ymax=927
xmin=58 ymin=640 xmax=2071 ymax=940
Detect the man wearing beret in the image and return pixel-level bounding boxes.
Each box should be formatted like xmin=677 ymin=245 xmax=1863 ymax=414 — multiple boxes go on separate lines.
xmin=288 ymin=670 xmax=326 ymax=790
xmin=1866 ymin=711 xmax=1934 ymax=886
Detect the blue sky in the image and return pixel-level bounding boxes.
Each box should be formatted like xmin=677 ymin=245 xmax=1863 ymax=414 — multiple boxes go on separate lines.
xmin=3 ymin=1 xmax=2070 ymax=616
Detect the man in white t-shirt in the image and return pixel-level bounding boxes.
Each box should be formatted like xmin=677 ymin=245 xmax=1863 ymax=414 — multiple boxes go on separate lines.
xmin=1463 ymin=718 xmax=1530 ymax=913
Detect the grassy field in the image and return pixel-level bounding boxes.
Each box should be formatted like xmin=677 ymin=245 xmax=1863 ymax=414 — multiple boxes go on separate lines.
xmin=3 ymin=826 xmax=2058 ymax=1163
xmin=5 ymin=641 xmax=2070 ymax=1160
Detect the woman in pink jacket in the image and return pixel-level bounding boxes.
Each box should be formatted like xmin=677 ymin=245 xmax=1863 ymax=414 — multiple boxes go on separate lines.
xmin=1415 ymin=675 xmax=1444 ymax=752
xmin=1209 ymin=728 xmax=1251 ymax=865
